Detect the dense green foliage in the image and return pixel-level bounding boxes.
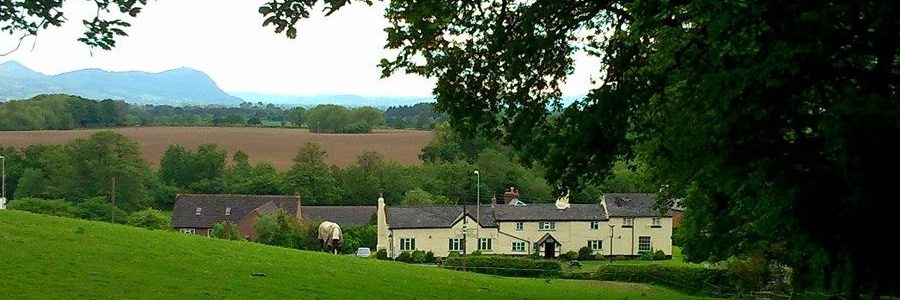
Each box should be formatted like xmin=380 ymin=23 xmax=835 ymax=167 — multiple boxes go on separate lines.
xmin=384 ymin=102 xmax=443 ymax=129
xmin=126 ymin=208 xmax=170 ymax=230
xmin=566 ymin=265 xmax=741 ymax=297
xmin=0 ymin=94 xmax=438 ymax=131
xmin=0 ymin=210 xmax=703 ymax=299
xmin=442 ymin=256 xmax=562 ymax=278
xmin=7 ymin=198 xmax=77 ymax=217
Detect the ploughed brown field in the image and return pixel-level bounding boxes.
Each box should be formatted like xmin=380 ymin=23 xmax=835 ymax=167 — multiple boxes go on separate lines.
xmin=0 ymin=127 xmax=433 ymax=169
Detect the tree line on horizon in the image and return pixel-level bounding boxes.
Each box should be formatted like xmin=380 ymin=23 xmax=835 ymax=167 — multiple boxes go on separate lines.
xmin=0 ymin=128 xmax=649 ymax=214
xmin=0 ymin=94 xmax=443 ymax=132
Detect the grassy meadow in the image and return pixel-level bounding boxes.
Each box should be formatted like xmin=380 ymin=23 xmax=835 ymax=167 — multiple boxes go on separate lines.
xmin=0 ymin=210 xmax=707 ymax=299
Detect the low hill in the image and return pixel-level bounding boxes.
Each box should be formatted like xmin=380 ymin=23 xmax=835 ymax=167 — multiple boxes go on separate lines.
xmin=0 ymin=61 xmax=242 ymax=105
xmin=0 ymin=210 xmax=703 ymax=299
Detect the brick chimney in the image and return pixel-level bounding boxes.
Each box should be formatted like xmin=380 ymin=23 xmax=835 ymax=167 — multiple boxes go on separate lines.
xmin=503 ymin=187 xmax=520 ymax=204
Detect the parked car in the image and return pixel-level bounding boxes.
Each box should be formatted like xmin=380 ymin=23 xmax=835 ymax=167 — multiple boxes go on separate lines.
xmin=356 ymin=247 xmax=371 ymax=258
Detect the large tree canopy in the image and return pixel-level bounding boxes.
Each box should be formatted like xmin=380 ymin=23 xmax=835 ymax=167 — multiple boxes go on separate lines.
xmin=4 ymin=0 xmax=898 ymax=296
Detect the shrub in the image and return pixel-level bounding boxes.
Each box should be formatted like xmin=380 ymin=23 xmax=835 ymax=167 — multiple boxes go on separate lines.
xmin=75 ymin=196 xmax=127 ymax=223
xmin=375 ymin=249 xmax=389 ymax=260
xmin=560 ymin=250 xmax=578 ymax=261
xmin=639 ymin=251 xmax=654 ymax=260
xmin=470 ymin=250 xmax=483 ymax=256
xmin=652 ymin=250 xmax=667 ymax=260
xmin=578 ymin=247 xmax=594 ymax=261
xmin=567 ymin=264 xmax=741 ymax=296
xmin=396 ymin=251 xmax=413 ymax=263
xmin=425 ymin=251 xmax=436 ymax=263
xmin=8 ymin=198 xmax=75 ymax=217
xmin=447 ymin=251 xmax=460 ymax=258
xmin=411 ymin=250 xmax=427 ymax=263
xmin=442 ymin=256 xmax=561 ymax=278
xmin=127 ymin=208 xmax=170 ymax=230
xmin=210 ymin=221 xmax=242 ymax=240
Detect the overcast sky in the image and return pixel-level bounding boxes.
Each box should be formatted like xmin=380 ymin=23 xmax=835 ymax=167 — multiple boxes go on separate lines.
xmin=0 ymin=1 xmax=600 ymax=97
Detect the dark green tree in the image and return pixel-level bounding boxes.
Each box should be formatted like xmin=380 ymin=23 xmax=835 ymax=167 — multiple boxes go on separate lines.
xmin=285 ymin=107 xmax=307 ymax=127
xmin=283 ymin=143 xmax=340 ymax=205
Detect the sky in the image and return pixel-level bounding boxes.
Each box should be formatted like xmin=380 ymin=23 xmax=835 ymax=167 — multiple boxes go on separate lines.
xmin=0 ymin=1 xmax=600 ymax=97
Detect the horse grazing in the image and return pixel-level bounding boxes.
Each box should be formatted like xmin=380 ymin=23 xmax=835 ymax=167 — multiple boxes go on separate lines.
xmin=317 ymin=221 xmax=343 ymax=254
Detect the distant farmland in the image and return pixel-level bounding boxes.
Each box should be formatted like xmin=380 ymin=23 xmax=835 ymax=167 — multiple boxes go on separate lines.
xmin=0 ymin=127 xmax=432 ymax=169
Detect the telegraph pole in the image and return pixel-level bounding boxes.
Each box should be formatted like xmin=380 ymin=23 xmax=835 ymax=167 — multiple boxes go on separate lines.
xmin=110 ymin=176 xmax=116 ymax=223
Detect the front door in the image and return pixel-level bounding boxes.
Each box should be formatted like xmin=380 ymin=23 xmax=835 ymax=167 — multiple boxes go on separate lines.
xmin=544 ymin=242 xmax=556 ymax=258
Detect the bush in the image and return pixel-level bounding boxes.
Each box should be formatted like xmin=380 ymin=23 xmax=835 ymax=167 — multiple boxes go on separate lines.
xmin=639 ymin=251 xmax=654 ymax=260
xmin=8 ymin=198 xmax=76 ymax=217
xmin=560 ymin=250 xmax=578 ymax=261
xmin=447 ymin=251 xmax=460 ymax=258
xmin=470 ymin=250 xmax=483 ymax=256
xmin=396 ymin=251 xmax=413 ymax=263
xmin=652 ymin=250 xmax=667 ymax=260
xmin=127 ymin=208 xmax=170 ymax=230
xmin=411 ymin=250 xmax=427 ymax=263
xmin=567 ymin=265 xmax=741 ymax=296
xmin=425 ymin=251 xmax=436 ymax=263
xmin=375 ymin=249 xmax=389 ymax=260
xmin=75 ymin=196 xmax=127 ymax=223
xmin=578 ymin=247 xmax=594 ymax=261
xmin=210 ymin=221 xmax=242 ymax=240
xmin=442 ymin=256 xmax=561 ymax=278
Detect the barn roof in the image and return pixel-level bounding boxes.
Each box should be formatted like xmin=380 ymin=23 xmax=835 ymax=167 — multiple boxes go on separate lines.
xmin=171 ymin=194 xmax=300 ymax=229
xmin=301 ymin=206 xmax=376 ymax=227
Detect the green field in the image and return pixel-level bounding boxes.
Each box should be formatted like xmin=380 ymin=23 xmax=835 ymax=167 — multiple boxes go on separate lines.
xmin=0 ymin=210 xmax=706 ymax=299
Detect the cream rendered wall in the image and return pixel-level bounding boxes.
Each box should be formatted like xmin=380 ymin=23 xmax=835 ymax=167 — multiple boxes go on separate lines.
xmin=495 ymin=221 xmax=609 ymax=256
xmin=387 ymin=216 xmax=500 ymax=258
xmin=606 ymin=217 xmax=673 ymax=256
xmin=376 ymin=197 xmax=388 ymax=252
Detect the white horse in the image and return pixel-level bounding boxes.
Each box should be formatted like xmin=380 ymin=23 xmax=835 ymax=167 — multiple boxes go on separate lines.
xmin=317 ymin=221 xmax=343 ymax=254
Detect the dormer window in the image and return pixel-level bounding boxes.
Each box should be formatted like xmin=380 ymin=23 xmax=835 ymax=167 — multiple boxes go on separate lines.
xmin=225 ymin=207 xmax=231 ymax=216
xmin=195 ymin=207 xmax=202 ymax=215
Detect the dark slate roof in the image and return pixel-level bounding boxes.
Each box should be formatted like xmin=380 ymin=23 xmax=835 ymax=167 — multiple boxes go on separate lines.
xmin=603 ymin=193 xmax=674 ymax=217
xmin=172 ymin=194 xmax=300 ymax=228
xmin=386 ymin=205 xmax=496 ymax=229
xmin=536 ymin=233 xmax=561 ymax=245
xmin=302 ymin=206 xmax=377 ymax=227
xmin=493 ymin=204 xmax=608 ymax=221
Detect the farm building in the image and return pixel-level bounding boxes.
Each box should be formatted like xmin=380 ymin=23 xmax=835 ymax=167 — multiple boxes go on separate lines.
xmin=171 ymin=194 xmax=375 ymax=239
xmin=376 ymin=191 xmax=673 ymax=259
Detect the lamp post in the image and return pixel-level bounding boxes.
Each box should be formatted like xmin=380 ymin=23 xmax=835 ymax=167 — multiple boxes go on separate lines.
xmin=608 ymin=224 xmax=615 ymax=264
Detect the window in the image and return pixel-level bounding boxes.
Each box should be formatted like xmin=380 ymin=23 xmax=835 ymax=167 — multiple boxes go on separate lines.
xmin=639 ymin=236 xmax=652 ymax=252
xmin=588 ymin=240 xmax=603 ymax=250
xmin=478 ymin=238 xmax=492 ymax=251
xmin=651 ymin=217 xmax=661 ymax=227
xmin=590 ymin=221 xmax=600 ymax=230
xmin=539 ymin=221 xmax=556 ymax=231
xmin=400 ymin=238 xmax=416 ymax=251
xmin=623 ymin=218 xmax=634 ymax=227
xmin=179 ymin=228 xmax=195 ymax=234
xmin=195 ymin=207 xmax=202 ymax=216
xmin=512 ymin=241 xmax=526 ymax=252
xmin=206 ymin=229 xmax=213 ymax=237
xmin=225 ymin=207 xmax=231 ymax=216
xmin=515 ymin=222 xmax=524 ymax=231
xmin=448 ymin=238 xmax=462 ymax=252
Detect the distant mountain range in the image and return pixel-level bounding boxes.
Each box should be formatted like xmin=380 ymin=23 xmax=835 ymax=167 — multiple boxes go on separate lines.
xmin=0 ymin=61 xmax=243 ymax=105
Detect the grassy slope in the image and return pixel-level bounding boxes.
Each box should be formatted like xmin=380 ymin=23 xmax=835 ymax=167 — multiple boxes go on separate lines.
xmin=0 ymin=211 xmax=706 ymax=299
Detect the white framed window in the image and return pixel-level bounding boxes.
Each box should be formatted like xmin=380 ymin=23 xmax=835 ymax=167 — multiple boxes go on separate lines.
xmin=512 ymin=241 xmax=526 ymax=252
xmin=515 ymin=222 xmax=524 ymax=231
xmin=639 ymin=236 xmax=651 ymax=252
xmin=623 ymin=218 xmax=634 ymax=227
xmin=206 ymin=229 xmax=213 ymax=237
xmin=400 ymin=238 xmax=416 ymax=251
xmin=651 ymin=217 xmax=661 ymax=227
xmin=539 ymin=221 xmax=556 ymax=231
xmin=179 ymin=228 xmax=195 ymax=234
xmin=225 ymin=207 xmax=231 ymax=216
xmin=590 ymin=221 xmax=600 ymax=230
xmin=195 ymin=207 xmax=202 ymax=216
xmin=449 ymin=238 xmax=462 ymax=252
xmin=478 ymin=238 xmax=492 ymax=251
xmin=588 ymin=240 xmax=603 ymax=250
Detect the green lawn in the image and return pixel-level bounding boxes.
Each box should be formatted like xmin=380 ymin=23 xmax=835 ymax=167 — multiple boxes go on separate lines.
xmin=0 ymin=210 xmax=708 ymax=299
xmin=567 ymin=247 xmax=705 ymax=271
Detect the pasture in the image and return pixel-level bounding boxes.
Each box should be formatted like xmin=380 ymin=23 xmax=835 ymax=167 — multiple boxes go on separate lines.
xmin=0 ymin=210 xmax=707 ymax=299
xmin=0 ymin=127 xmax=432 ymax=169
